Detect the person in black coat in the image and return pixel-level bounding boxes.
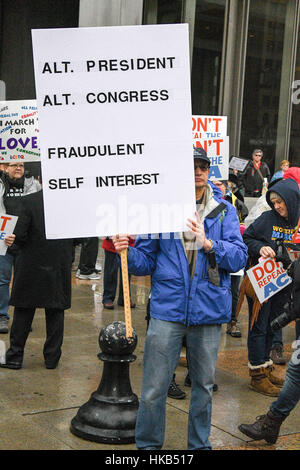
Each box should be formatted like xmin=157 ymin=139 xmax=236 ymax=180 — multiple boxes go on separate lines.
xmin=0 ymin=190 xmax=73 ymax=369
xmin=243 ymin=178 xmax=300 ymax=395
xmin=242 ymin=149 xmax=271 ymax=197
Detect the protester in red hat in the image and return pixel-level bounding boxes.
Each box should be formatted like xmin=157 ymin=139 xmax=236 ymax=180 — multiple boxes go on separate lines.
xmin=283 ymin=166 xmax=300 ymax=189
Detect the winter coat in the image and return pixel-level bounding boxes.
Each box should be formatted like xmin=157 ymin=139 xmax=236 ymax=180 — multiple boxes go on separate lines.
xmin=243 ymin=178 xmax=300 ymax=265
xmin=1 ymin=172 xmax=41 ymax=216
xmin=0 ymin=179 xmax=4 ymax=213
xmin=225 ymin=191 xmax=248 ymax=222
xmin=270 ymin=170 xmax=283 ymax=183
xmin=126 ymin=182 xmax=248 ymax=326
xmin=243 ymin=161 xmax=271 ymax=196
xmin=10 ymin=191 xmax=73 ymax=309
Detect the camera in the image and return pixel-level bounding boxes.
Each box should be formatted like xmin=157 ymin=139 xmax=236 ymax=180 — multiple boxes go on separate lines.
xmin=271 ymin=301 xmax=299 ymax=332
xmin=271 ymin=254 xmax=300 ymax=332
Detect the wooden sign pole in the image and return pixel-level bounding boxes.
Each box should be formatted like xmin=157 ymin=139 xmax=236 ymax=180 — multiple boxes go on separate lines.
xmin=120 ymin=248 xmax=133 ymax=338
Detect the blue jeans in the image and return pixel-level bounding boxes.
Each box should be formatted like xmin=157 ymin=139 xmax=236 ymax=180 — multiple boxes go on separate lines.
xmin=247 ymin=284 xmax=292 ymax=366
xmin=0 ymin=252 xmax=14 ymax=318
xmin=135 ymin=318 xmax=222 ymax=450
xmin=271 ymin=341 xmax=300 ymax=418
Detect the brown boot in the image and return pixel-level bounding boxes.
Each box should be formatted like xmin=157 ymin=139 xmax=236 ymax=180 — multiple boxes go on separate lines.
xmin=249 ymin=366 xmax=281 ymax=397
xmin=265 ymin=363 xmax=285 ymax=388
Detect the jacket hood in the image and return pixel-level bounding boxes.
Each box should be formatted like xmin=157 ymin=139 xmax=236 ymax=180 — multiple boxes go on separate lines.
xmin=266 ymin=178 xmax=300 ymax=227
xmin=283 ymin=167 xmax=300 ymax=189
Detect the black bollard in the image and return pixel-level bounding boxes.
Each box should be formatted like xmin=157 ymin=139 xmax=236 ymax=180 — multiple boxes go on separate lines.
xmin=70 ymin=321 xmax=138 ymax=444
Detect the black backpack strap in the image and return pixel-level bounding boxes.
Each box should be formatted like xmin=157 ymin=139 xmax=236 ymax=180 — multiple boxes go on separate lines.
xmin=206 ymin=202 xmax=227 ymax=219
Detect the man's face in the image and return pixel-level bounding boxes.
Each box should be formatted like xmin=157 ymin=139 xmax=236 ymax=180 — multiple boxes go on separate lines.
xmin=194 ymin=159 xmax=209 ymax=189
xmin=281 ymin=163 xmax=289 ymax=172
xmin=271 ymin=195 xmax=288 ymax=219
xmin=5 ymin=163 xmax=25 ymax=180
xmin=252 ymin=151 xmax=263 ymax=164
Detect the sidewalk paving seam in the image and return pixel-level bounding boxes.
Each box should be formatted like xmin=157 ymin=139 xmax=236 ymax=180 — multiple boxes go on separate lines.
xmin=22 ymin=406 xmax=80 ymax=416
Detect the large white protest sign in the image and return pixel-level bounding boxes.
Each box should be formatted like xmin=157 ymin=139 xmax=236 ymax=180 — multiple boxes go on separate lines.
xmin=247 ymin=257 xmax=292 ymax=304
xmin=0 ymin=213 xmax=18 ymax=256
xmin=192 ymin=115 xmax=229 ymax=180
xmin=32 ymin=25 xmax=195 ymax=239
xmin=0 ymin=100 xmax=40 ymax=163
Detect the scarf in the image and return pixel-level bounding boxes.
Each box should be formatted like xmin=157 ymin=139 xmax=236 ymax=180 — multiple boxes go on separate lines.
xmin=183 ymin=191 xmax=207 ymax=279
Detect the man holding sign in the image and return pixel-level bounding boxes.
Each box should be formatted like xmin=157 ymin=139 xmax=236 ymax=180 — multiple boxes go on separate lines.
xmin=113 ymin=148 xmax=248 ymax=450
xmin=243 ymin=177 xmax=300 ymax=396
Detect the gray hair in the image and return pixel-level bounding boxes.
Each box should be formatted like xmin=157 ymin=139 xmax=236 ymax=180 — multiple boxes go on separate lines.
xmin=252 ymin=149 xmax=263 ymax=157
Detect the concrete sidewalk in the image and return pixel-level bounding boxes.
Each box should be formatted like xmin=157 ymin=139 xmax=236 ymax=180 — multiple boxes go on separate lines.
xmin=0 ymin=251 xmax=299 ymax=451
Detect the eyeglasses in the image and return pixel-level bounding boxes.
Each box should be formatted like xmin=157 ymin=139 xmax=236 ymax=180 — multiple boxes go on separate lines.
xmin=8 ymin=164 xmax=24 ymax=168
xmin=194 ymin=163 xmax=210 ymax=171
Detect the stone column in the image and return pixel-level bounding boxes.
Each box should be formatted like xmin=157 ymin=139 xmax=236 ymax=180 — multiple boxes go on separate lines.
xmin=79 ymin=0 xmax=143 ymax=27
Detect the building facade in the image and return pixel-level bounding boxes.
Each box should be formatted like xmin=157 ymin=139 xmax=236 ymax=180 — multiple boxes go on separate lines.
xmin=0 ymin=0 xmax=299 ymax=174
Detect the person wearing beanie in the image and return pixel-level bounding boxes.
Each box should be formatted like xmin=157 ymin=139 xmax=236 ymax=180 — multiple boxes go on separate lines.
xmin=243 ymin=178 xmax=300 ymax=396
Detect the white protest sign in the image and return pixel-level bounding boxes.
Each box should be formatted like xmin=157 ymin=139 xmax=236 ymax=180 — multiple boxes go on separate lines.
xmin=229 ymin=156 xmax=249 ymax=172
xmin=0 ymin=100 xmax=40 ymax=163
xmin=192 ymin=115 xmax=227 ymax=139
xmin=247 ymin=257 xmax=292 ymax=304
xmin=0 ymin=213 xmax=18 ymax=256
xmin=192 ymin=115 xmax=229 ymax=181
xmin=32 ymin=25 xmax=195 ymax=239
xmin=195 ymin=136 xmax=229 ymax=181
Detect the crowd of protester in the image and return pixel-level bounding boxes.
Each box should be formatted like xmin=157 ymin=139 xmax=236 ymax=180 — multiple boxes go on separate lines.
xmin=0 ymin=148 xmax=299 ymax=450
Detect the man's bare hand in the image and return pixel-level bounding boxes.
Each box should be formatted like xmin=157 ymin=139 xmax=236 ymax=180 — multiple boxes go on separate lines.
xmin=4 ymin=234 xmax=15 ymax=247
xmin=112 ymin=234 xmax=130 ymax=253
xmin=187 ymin=212 xmax=212 ymax=251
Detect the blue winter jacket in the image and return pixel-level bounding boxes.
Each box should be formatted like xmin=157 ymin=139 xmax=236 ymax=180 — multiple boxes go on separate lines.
xmin=127 ymin=182 xmax=248 ymax=326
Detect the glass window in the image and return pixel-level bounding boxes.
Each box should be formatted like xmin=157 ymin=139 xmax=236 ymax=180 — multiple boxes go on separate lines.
xmin=143 ymin=0 xmax=183 ymax=24
xmin=191 ymin=0 xmax=226 ymax=115
xmin=157 ymin=0 xmax=183 ymax=23
xmin=240 ymin=0 xmax=287 ymax=175
xmin=0 ymin=0 xmax=79 ymax=100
